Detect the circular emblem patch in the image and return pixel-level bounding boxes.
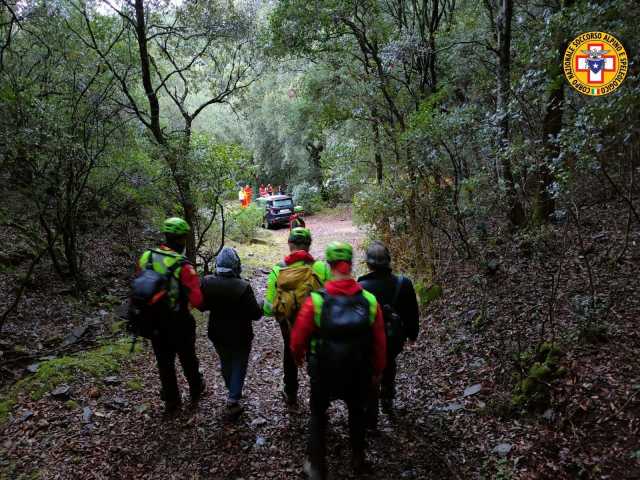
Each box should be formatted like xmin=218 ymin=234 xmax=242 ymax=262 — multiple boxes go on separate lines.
xmin=563 ymin=32 xmax=628 ymax=96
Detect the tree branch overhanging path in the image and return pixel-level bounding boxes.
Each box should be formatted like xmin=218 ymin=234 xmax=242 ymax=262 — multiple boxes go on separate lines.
xmin=67 ymin=0 xmax=262 ymax=262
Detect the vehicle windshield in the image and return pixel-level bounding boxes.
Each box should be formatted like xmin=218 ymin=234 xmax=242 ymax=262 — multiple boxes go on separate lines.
xmin=273 ymin=199 xmax=293 ymax=208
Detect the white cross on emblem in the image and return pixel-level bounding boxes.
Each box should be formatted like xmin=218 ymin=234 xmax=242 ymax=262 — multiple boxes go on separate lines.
xmin=575 ymin=43 xmax=616 ymax=84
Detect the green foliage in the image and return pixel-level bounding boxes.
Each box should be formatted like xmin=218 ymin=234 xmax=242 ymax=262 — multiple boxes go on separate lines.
xmin=415 ymin=282 xmax=443 ymax=309
xmin=512 ymin=342 xmax=566 ymax=410
xmin=291 ymin=182 xmax=324 ymax=214
xmin=226 ymin=205 xmax=264 ymax=243
xmin=190 ymin=135 xmax=254 ymax=205
xmin=126 ymin=378 xmax=144 ymax=391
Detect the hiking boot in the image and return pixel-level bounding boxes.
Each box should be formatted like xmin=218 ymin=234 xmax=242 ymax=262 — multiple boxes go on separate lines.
xmin=163 ymin=399 xmax=182 ymax=418
xmin=226 ymin=400 xmax=243 ymax=420
xmin=281 ymin=386 xmax=298 ymax=407
xmin=381 ymin=398 xmax=393 ymax=415
xmin=190 ymin=379 xmax=206 ymax=404
xmin=352 ymin=451 xmax=372 ymax=475
xmin=303 ymin=458 xmax=325 ymax=480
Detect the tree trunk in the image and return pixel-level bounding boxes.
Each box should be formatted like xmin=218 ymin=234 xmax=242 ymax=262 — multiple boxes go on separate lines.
xmin=133 ymin=0 xmax=164 ymax=145
xmin=306 ymin=142 xmax=325 ymax=196
xmin=496 ymin=0 xmax=525 ymax=227
xmin=533 ymin=0 xmax=574 ymax=224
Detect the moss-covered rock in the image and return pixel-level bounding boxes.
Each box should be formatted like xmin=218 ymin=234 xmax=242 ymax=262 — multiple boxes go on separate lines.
xmin=512 ymin=341 xmax=566 ymax=410
xmin=0 ymin=338 xmax=140 ymax=424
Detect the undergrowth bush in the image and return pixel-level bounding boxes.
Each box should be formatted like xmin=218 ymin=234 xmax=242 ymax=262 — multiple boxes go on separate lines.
xmin=512 ymin=342 xmax=567 ymax=410
xmin=292 ymin=182 xmax=324 ymax=214
xmin=226 ymin=204 xmax=263 ymax=243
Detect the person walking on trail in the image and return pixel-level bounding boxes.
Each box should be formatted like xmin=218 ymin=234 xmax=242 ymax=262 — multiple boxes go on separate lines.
xmin=131 ymin=217 xmax=206 ymax=415
xmin=291 ymin=242 xmax=387 ymax=479
xmin=289 ymin=206 xmax=306 ymax=229
xmin=263 ymin=227 xmax=331 ymax=406
xmin=358 ymin=241 xmax=420 ymax=426
xmin=200 ymin=247 xmax=262 ymax=419
xmin=267 ymin=183 xmax=273 ymax=195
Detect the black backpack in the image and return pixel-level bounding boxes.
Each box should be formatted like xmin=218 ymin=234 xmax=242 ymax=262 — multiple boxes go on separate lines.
xmin=310 ymin=291 xmax=373 ymax=397
xmin=128 ymin=251 xmax=184 ymax=338
xmin=382 ymin=276 xmax=404 ymax=345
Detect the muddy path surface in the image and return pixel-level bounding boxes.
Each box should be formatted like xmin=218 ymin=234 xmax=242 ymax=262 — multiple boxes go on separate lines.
xmin=1 ymin=209 xmax=458 ymax=479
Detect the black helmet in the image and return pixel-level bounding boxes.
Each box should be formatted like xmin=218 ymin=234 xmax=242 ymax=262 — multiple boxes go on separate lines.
xmin=365 ymin=241 xmax=391 ymax=268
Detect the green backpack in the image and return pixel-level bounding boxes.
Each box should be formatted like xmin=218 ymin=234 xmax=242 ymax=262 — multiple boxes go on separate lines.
xmin=272 ymin=264 xmax=321 ymax=327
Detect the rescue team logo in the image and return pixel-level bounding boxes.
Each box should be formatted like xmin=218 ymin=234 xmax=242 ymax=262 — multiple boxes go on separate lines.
xmin=563 ymin=32 xmax=628 ymax=96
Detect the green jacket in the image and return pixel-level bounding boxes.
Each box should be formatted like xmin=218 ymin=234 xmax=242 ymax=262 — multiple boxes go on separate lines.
xmin=263 ymin=259 xmax=331 ymax=317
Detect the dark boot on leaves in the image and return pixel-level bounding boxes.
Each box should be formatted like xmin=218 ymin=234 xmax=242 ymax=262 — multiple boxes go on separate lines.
xmin=303 ymin=458 xmax=326 ymax=480
xmin=190 ymin=378 xmax=206 ymax=404
xmin=381 ymin=398 xmax=393 ymax=415
xmin=352 ymin=451 xmax=372 ymax=475
xmin=281 ymin=386 xmax=298 ymax=407
xmin=226 ymin=400 xmax=243 ymax=421
xmin=163 ymin=399 xmax=182 ymax=418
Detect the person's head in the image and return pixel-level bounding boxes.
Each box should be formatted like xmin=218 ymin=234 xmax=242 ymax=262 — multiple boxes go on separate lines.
xmin=294 ymin=206 xmax=304 ymax=214
xmin=365 ymin=240 xmax=391 ymax=272
xmin=288 ymin=227 xmax=312 ymax=252
xmin=161 ymin=217 xmax=190 ymax=252
xmin=215 ymin=246 xmax=241 ymax=278
xmin=325 ymin=241 xmax=353 ymax=279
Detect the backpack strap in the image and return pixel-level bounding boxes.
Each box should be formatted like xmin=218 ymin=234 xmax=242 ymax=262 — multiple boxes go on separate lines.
xmin=310 ymin=289 xmax=327 ymax=327
xmin=391 ymin=275 xmax=404 ymax=307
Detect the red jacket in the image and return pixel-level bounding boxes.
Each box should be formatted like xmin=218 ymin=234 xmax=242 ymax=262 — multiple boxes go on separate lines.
xmin=136 ymin=245 xmax=203 ymax=310
xmin=291 ymin=278 xmax=386 ymax=376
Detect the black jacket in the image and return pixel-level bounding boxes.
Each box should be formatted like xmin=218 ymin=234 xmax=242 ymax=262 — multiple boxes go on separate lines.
xmin=200 ymin=275 xmax=262 ymax=348
xmin=357 ymin=270 xmax=420 ymax=344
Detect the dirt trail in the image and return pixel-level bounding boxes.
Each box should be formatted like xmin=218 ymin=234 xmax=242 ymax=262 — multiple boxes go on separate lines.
xmin=2 ymin=209 xmax=456 ymax=479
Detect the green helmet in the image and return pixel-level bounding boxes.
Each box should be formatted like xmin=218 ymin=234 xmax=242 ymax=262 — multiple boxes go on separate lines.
xmin=161 ymin=217 xmax=190 ymax=236
xmin=289 ymin=227 xmax=311 ymax=244
xmin=294 ymin=206 xmax=304 ymax=213
xmin=325 ymin=241 xmax=353 ymax=262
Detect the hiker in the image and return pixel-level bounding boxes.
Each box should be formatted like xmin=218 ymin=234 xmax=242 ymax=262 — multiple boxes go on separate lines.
xmin=130 ymin=217 xmax=205 ymax=414
xmin=267 ymin=183 xmax=273 ymax=195
xmin=259 ymin=184 xmax=266 ymax=197
xmin=358 ymin=241 xmax=420 ymax=425
xmin=244 ymin=185 xmax=253 ymax=206
xmin=289 ymin=206 xmax=306 ymax=229
xmin=263 ymin=227 xmax=331 ymax=406
xmin=291 ymin=242 xmax=386 ymax=479
xmin=200 ymin=247 xmax=262 ymax=418
xmin=238 ymin=186 xmax=245 ymax=207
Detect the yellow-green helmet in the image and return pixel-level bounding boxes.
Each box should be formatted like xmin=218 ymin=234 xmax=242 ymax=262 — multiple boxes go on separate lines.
xmin=288 ymin=227 xmax=311 ymax=245
xmin=325 ymin=241 xmax=352 ymax=262
xmin=294 ymin=205 xmax=304 ymax=213
xmin=161 ymin=217 xmax=190 ymax=235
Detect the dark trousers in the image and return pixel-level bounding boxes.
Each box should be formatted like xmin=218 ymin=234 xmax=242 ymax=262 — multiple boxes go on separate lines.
xmin=151 ymin=327 xmax=202 ymax=404
xmin=280 ymin=323 xmax=298 ymax=399
xmin=366 ymin=348 xmax=398 ymax=426
xmin=215 ymin=342 xmax=251 ymax=402
xmin=309 ymin=379 xmax=367 ymax=474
